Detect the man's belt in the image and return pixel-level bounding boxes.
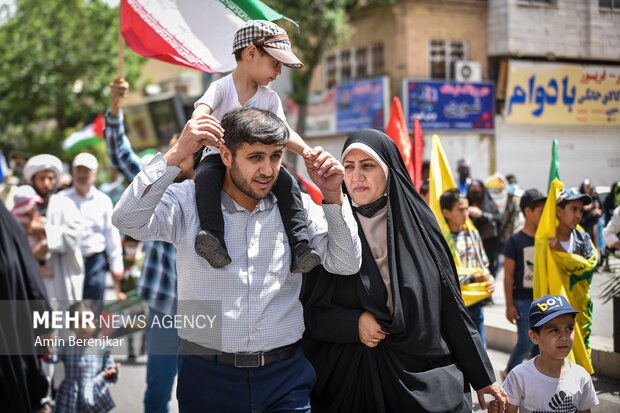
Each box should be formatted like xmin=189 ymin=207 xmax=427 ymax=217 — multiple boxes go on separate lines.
xmin=180 ymin=338 xmax=299 ymax=368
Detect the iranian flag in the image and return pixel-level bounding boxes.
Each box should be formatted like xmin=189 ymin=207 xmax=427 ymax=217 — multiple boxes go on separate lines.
xmin=62 ymin=113 xmax=105 ymax=153
xmin=121 ymin=0 xmax=288 ymax=73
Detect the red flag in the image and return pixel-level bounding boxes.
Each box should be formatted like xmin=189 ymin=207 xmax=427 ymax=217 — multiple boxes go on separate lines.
xmin=412 ymin=118 xmax=424 ymax=189
xmin=296 ymin=173 xmax=323 ymax=205
xmin=120 ymin=0 xmax=288 ymax=73
xmin=384 ymin=97 xmax=414 ymax=181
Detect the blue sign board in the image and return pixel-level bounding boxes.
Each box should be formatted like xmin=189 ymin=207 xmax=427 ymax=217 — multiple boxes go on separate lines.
xmin=404 ymin=80 xmax=495 ymax=131
xmin=336 ymin=77 xmax=387 ymax=133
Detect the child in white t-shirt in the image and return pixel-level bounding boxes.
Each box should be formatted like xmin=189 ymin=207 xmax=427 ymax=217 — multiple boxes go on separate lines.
xmin=489 ymin=294 xmax=598 ymax=413
xmin=191 ymin=20 xmax=321 ymax=273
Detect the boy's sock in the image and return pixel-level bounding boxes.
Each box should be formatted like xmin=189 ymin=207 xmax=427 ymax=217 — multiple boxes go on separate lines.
xmin=195 ymin=230 xmax=231 ymax=268
xmin=291 ymin=241 xmax=321 ymax=273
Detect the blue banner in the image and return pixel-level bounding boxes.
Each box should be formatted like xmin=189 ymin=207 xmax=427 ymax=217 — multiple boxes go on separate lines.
xmin=404 ymin=80 xmax=495 ymax=131
xmin=336 ymin=77 xmax=387 ymax=133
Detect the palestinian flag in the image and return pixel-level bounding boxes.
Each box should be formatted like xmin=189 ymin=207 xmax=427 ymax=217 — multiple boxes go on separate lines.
xmin=62 ymin=113 xmax=105 ymax=153
xmin=121 ymin=0 xmax=288 ymax=73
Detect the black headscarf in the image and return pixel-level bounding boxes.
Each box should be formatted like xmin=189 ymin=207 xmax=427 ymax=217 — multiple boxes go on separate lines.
xmin=301 ymin=130 xmax=494 ymax=413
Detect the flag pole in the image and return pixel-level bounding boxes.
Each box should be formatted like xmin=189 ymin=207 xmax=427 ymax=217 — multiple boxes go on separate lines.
xmin=118 ymin=18 xmax=125 ymax=77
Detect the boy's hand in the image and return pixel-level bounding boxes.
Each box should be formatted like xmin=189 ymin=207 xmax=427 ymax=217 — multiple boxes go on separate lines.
xmin=476 ymin=383 xmax=507 ymax=411
xmin=165 ymin=116 xmax=224 ymax=167
xmin=304 ymin=146 xmax=344 ymax=205
xmin=112 ymin=271 xmax=124 ymax=282
xmin=506 ymin=303 xmax=519 ymax=324
xmin=485 ymin=280 xmax=496 ymax=294
xmin=487 ymin=399 xmax=501 ymax=413
xmin=302 ymin=146 xmax=314 ymax=159
xmin=103 ymin=363 xmax=120 ymax=380
xmin=110 ymin=77 xmax=129 ymax=116
xmin=548 ymin=237 xmax=565 ymax=252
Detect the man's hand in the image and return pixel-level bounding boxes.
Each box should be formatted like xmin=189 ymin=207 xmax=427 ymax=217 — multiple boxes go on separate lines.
xmin=476 ymin=383 xmax=508 ymax=411
xmin=103 ymin=363 xmax=120 ymax=380
xmin=506 ymin=303 xmax=519 ymax=325
xmin=164 ymin=117 xmax=224 ymax=167
xmin=110 ymin=77 xmax=129 ymax=116
xmin=304 ymin=146 xmax=344 ymax=205
xmin=358 ymin=311 xmax=387 ymax=348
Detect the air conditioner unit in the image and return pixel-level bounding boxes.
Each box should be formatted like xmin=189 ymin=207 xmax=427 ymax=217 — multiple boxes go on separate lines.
xmin=455 ymin=61 xmax=482 ymax=82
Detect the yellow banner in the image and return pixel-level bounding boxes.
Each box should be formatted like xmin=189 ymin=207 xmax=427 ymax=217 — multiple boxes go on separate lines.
xmin=429 ymin=135 xmax=491 ymax=307
xmin=534 ymin=179 xmax=597 ymax=373
xmin=505 ymin=60 xmax=620 ymax=125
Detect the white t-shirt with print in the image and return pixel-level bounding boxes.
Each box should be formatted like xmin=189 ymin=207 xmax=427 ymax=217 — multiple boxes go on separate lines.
xmin=194 ymin=73 xmax=287 ymax=157
xmin=502 ymin=357 xmax=598 ymax=413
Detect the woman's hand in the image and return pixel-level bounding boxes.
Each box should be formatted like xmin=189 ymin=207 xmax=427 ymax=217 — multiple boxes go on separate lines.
xmin=468 ymin=206 xmax=483 ymax=218
xmin=358 ymin=311 xmax=387 ymax=348
xmin=476 ymin=383 xmax=508 ymax=411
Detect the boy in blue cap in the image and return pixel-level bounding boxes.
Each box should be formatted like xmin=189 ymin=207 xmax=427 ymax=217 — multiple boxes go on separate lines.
xmin=489 ymin=294 xmax=598 ymax=413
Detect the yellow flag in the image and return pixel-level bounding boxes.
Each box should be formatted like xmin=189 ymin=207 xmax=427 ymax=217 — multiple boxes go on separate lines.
xmin=534 ymin=179 xmax=597 ymax=373
xmin=429 ymin=135 xmax=491 ymax=306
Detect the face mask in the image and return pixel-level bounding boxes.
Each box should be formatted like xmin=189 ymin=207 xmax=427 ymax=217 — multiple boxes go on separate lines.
xmin=508 ymin=183 xmax=519 ymax=195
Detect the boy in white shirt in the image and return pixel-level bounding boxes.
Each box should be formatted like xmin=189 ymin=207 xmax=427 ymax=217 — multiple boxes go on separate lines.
xmin=489 ymin=294 xmax=598 ymax=413
xmin=191 ymin=20 xmax=321 ymax=273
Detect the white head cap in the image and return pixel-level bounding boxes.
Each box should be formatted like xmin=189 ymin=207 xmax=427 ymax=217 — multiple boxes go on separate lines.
xmin=23 ymin=154 xmax=63 ymax=183
xmin=72 ymin=152 xmax=99 ymax=171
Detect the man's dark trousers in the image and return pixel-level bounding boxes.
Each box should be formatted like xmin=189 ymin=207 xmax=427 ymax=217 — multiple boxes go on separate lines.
xmin=177 ymin=345 xmax=315 ymax=412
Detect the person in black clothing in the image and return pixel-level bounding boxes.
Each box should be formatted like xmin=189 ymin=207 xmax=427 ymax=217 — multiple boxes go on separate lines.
xmin=301 ymin=129 xmax=506 ymax=413
xmin=0 ymin=200 xmax=53 ymax=412
xmin=467 ymin=180 xmax=502 ymax=276
xmin=579 ymin=179 xmax=602 ymax=244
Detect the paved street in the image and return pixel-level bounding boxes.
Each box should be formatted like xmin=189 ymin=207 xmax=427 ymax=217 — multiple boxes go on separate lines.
xmin=104 ymin=260 xmax=620 ymax=412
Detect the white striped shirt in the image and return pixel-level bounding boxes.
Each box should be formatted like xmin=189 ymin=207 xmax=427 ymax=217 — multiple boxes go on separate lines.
xmin=112 ymin=153 xmax=361 ymax=352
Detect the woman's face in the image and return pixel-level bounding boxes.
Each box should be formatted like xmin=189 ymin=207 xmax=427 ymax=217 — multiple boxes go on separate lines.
xmin=467 ymin=182 xmax=483 ymax=206
xmin=343 ymin=148 xmax=387 ymax=206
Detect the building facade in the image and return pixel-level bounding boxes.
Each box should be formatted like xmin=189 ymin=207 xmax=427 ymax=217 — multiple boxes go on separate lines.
xmin=488 ymin=0 xmax=620 ymax=190
xmin=294 ymin=0 xmax=494 ymax=183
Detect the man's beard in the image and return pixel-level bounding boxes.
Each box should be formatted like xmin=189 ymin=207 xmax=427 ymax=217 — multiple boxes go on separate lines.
xmin=229 ymin=159 xmax=276 ymax=201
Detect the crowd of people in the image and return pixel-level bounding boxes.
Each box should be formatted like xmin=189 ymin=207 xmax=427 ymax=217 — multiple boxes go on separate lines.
xmin=1 ymin=19 xmax=619 ymax=413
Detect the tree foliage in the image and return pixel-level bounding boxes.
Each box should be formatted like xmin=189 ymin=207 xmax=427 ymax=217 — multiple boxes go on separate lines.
xmin=0 ymin=0 xmax=145 ymax=159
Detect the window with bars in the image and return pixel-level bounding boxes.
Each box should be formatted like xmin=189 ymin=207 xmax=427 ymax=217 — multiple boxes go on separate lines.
xmin=326 ymin=54 xmax=337 ymax=89
xmin=429 ymin=39 xmax=467 ymax=80
xmin=600 ymin=0 xmax=620 ymax=10
xmin=356 ymin=47 xmax=368 ymax=77
xmin=341 ymin=50 xmax=352 ymax=83
xmin=371 ymin=43 xmax=384 ymax=74
xmin=323 ymin=43 xmax=384 ymax=89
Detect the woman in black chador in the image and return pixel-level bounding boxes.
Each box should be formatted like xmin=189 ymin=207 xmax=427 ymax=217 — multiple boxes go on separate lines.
xmin=301 ymin=129 xmax=506 ymax=413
